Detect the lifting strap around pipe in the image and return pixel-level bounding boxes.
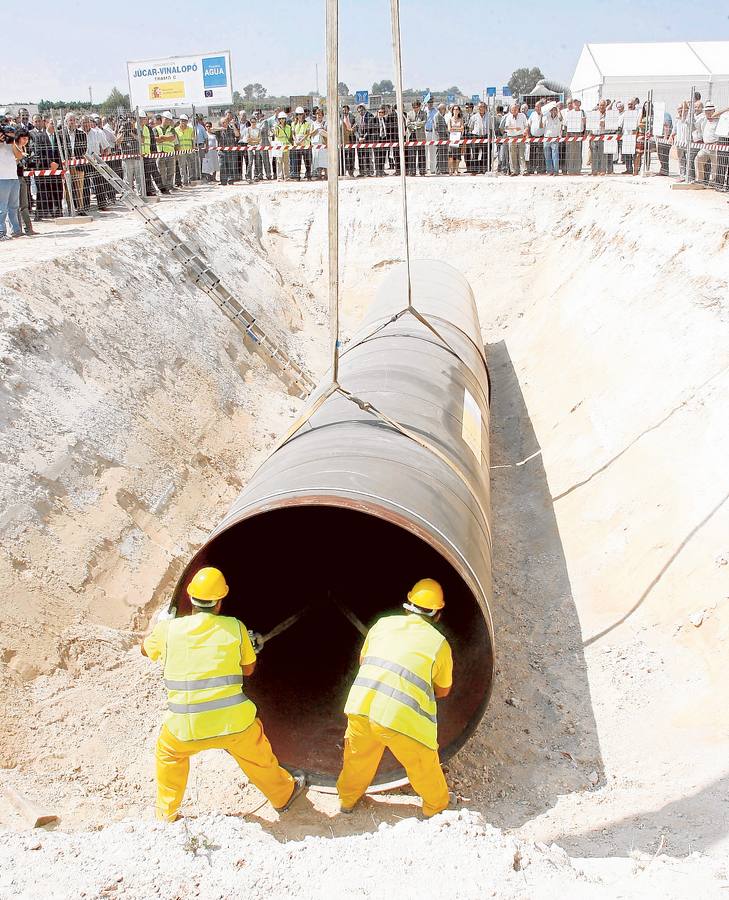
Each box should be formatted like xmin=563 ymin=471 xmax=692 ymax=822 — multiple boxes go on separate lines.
xmin=326 ymin=0 xmax=340 ymax=384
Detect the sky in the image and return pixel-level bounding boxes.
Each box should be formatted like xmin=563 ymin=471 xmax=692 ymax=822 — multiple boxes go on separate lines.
xmin=2 ymin=0 xmax=728 ymax=103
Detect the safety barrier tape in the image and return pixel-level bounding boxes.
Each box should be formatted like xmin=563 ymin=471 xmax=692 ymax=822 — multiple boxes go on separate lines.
xmin=214 ymin=134 xmax=655 ymax=152
xmin=23 ymin=148 xmax=200 ymax=176
xmin=25 ymin=134 xmax=729 ymax=177
xmin=654 ymin=137 xmax=729 ymax=151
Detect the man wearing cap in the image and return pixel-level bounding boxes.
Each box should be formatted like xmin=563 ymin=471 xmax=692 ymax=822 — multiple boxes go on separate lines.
xmin=154 ymin=112 xmax=178 ymax=192
xmin=142 ymin=566 xmax=306 ymax=822
xmin=336 ymin=578 xmax=457 ymax=817
xmin=174 ymin=114 xmax=194 ymax=187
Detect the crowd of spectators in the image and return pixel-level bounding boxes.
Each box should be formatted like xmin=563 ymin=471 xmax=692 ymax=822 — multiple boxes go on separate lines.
xmin=1 ymin=92 xmax=728 ymax=239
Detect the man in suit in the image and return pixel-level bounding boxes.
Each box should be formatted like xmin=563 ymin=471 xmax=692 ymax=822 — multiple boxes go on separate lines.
xmin=433 ymin=103 xmax=449 ymax=175
xmin=355 ymin=104 xmax=374 ymax=176
xmin=59 ymin=113 xmax=89 ymax=216
xmin=405 ymin=100 xmax=427 ymax=175
xmin=374 ymin=107 xmax=390 ymax=176
xmin=384 ymin=104 xmax=400 ymax=173
xmin=30 ymin=115 xmax=62 ymax=219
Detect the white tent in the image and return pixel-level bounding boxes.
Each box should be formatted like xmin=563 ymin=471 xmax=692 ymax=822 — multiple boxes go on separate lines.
xmin=570 ymin=42 xmax=729 ymax=110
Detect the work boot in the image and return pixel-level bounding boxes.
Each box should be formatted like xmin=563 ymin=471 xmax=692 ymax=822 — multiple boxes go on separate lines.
xmin=339 ymin=797 xmax=360 ymax=815
xmin=275 ymin=773 xmax=307 ymax=814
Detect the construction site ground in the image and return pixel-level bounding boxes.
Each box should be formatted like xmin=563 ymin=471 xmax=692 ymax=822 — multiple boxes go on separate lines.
xmin=1 ymin=175 xmax=728 ymax=898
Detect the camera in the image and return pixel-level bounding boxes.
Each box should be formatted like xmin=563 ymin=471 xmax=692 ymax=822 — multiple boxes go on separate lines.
xmin=0 ymin=124 xmax=17 ymax=141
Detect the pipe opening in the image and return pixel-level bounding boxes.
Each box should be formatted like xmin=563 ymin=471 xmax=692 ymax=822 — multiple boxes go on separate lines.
xmin=173 ymin=504 xmax=493 ymax=786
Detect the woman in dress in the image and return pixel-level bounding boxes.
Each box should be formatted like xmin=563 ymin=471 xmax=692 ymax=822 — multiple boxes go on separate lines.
xmin=448 ymin=105 xmax=464 ymax=175
xmin=202 ymin=122 xmax=219 ymax=183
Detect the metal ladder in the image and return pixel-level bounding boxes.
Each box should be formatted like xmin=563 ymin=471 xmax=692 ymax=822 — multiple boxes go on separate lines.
xmin=85 ymin=153 xmax=316 ymax=399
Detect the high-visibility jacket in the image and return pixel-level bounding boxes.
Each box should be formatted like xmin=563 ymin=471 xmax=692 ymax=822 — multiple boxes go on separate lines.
xmin=140 ymin=125 xmax=151 ymax=157
xmin=344 ymin=614 xmax=449 ymax=750
xmin=175 ymin=126 xmax=194 ymax=151
xmin=292 ymin=120 xmax=312 ymax=149
xmin=274 ymin=123 xmax=293 ymax=146
xmin=162 ymin=613 xmax=257 ymax=741
xmin=155 ymin=125 xmax=176 ymax=153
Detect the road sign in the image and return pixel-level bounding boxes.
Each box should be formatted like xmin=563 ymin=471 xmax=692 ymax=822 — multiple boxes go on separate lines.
xmin=486 ymin=87 xmax=496 ymax=97
xmin=471 ymin=94 xmax=480 ymax=103
xmin=447 ymin=93 xmax=455 ymax=103
xmin=502 ymin=86 xmax=512 ymax=96
xmin=355 ymin=90 xmax=369 ymax=106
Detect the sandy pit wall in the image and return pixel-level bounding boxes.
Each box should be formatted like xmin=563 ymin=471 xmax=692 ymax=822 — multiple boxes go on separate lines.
xmin=1 ymin=179 xmax=728 ymax=855
xmin=0 ymin=197 xmax=326 ymax=695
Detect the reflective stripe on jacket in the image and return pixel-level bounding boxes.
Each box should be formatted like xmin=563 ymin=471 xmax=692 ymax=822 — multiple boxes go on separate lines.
xmin=344 ymin=614 xmax=446 ymax=749
xmin=162 ymin=613 xmax=257 ymax=741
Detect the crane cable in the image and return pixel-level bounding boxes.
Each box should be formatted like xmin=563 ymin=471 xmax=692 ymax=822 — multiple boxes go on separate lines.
xmin=273 ymin=0 xmax=476 ymax=505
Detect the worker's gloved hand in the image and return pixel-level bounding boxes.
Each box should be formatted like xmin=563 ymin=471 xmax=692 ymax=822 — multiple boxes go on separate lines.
xmin=157 ymin=606 xmax=177 ymax=623
xmin=248 ymin=630 xmax=264 ymax=655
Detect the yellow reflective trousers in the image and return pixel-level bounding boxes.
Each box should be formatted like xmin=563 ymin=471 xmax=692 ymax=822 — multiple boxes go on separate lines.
xmin=155 ymin=719 xmax=294 ymax=821
xmin=336 ymin=714 xmax=450 ymax=817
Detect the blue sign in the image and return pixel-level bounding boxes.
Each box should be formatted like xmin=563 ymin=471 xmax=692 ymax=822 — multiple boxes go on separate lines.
xmin=422 ymin=91 xmax=431 ymax=103
xmin=502 ymin=85 xmax=512 ymax=96
xmin=355 ymin=90 xmax=369 ymax=106
xmin=486 ymin=86 xmax=496 ymax=97
xmin=446 ymin=93 xmax=455 ymax=103
xmin=202 ymin=56 xmax=228 ymax=89
xmin=471 ymin=94 xmax=480 ymax=103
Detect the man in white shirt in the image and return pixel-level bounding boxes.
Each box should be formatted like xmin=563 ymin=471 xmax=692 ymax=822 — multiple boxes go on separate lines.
xmin=543 ymin=105 xmax=563 ymax=175
xmin=84 ymin=116 xmax=112 ymax=209
xmin=503 ymin=103 xmax=528 ymax=175
xmin=528 ymin=101 xmax=545 ymax=174
xmin=469 ymin=102 xmax=491 ymax=174
xmin=694 ymin=102 xmax=728 ymax=184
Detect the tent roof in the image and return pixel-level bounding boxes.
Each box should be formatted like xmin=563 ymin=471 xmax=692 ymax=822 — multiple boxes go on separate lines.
xmin=528 ymin=81 xmax=558 ymax=96
xmin=572 ymin=41 xmax=729 ymax=83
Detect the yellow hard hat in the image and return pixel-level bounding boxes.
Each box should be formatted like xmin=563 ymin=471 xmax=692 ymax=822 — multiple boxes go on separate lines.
xmin=186 ymin=567 xmax=229 ymax=605
xmin=407 ymin=578 xmax=444 ymax=611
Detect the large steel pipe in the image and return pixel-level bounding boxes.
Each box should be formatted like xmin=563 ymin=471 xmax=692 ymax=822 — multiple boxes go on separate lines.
xmin=172 ymin=260 xmax=494 ymax=786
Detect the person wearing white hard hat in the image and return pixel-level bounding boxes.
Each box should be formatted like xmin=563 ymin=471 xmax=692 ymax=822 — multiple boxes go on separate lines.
xmin=273 ymin=110 xmax=292 ymax=180
xmin=290 ymin=107 xmax=312 ymax=180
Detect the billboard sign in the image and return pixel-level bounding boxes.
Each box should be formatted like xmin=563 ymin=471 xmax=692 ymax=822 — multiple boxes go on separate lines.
xmin=502 ymin=86 xmax=512 ymax=96
xmin=486 ymin=87 xmax=496 ymax=97
xmin=127 ymin=51 xmax=233 ymax=110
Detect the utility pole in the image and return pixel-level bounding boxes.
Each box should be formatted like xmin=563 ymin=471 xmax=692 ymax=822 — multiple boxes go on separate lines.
xmin=315 ymin=63 xmax=319 ymax=96
xmin=89 ymin=86 xmax=93 ymax=106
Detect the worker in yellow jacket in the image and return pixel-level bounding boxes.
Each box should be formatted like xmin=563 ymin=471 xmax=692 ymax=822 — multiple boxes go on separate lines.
xmin=336 ymin=578 xmax=456 ymax=817
xmin=142 ymin=566 xmax=306 ymax=821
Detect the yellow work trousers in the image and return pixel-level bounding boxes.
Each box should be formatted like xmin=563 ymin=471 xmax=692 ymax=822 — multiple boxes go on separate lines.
xmin=336 ymin=715 xmax=450 ymax=817
xmin=154 ymin=718 xmax=294 ymax=821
